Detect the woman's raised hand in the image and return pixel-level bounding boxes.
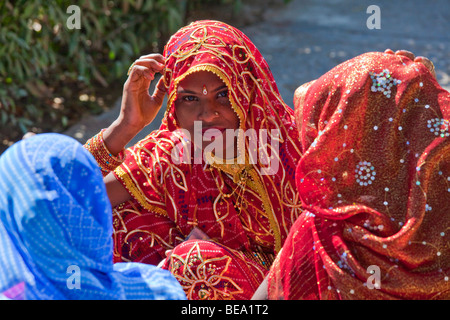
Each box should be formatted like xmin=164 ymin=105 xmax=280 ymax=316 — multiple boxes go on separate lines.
xmin=103 ymin=54 xmax=166 ymax=156
xmin=122 ymin=54 xmax=167 ymax=129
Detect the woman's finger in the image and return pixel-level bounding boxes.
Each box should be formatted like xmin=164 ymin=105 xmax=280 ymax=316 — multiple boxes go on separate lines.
xmin=415 ymin=56 xmax=437 ymax=79
xmin=395 ymin=50 xmax=415 ymax=61
xmin=127 ymin=53 xmax=164 ymax=76
xmin=129 ymin=64 xmax=154 ymax=81
xmin=137 ymin=53 xmax=165 ymax=68
xmin=138 ymin=53 xmax=165 ymax=63
xmin=134 ymin=58 xmax=165 ymax=73
xmin=384 ymin=48 xmax=395 ymax=54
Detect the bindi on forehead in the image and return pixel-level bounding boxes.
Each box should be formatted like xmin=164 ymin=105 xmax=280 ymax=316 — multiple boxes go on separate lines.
xmin=177 ymin=71 xmax=227 ymax=94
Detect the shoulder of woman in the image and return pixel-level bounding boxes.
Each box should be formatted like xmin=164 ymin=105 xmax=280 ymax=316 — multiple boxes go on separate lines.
xmin=126 ymin=129 xmax=191 ymax=171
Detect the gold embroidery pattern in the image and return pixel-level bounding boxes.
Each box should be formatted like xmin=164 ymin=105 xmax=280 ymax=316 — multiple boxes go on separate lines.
xmin=169 ymin=242 xmax=244 ymax=300
xmin=112 ymin=201 xmax=183 ymax=262
xmin=112 ymin=21 xmax=304 ymax=266
xmin=114 ymin=165 xmax=168 ymax=217
xmin=162 ymin=22 xmax=303 ymax=251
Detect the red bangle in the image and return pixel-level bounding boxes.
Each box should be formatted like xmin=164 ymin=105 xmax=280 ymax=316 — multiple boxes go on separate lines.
xmin=84 ymin=129 xmax=125 ymax=175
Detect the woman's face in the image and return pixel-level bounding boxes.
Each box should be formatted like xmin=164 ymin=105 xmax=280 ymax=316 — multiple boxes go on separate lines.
xmin=174 ymin=71 xmax=240 ymax=159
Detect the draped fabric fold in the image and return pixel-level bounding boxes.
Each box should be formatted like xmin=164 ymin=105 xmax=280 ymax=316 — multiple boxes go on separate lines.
xmin=111 ymin=20 xmax=303 ymax=299
xmin=268 ymin=52 xmax=450 ymax=300
xmin=0 ymin=133 xmax=186 ymax=300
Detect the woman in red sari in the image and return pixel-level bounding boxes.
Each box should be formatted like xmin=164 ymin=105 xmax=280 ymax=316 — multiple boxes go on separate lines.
xmin=267 ymin=51 xmax=450 ymax=299
xmin=85 ymin=20 xmax=303 ymax=299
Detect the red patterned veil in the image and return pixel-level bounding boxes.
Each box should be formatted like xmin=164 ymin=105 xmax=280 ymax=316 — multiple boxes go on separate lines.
xmin=112 ymin=20 xmax=303 ymax=299
xmin=268 ymin=52 xmax=450 ymax=299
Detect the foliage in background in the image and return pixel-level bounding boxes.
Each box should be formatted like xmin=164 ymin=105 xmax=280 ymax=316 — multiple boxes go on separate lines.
xmin=0 ymin=0 xmax=261 ymax=152
xmin=0 ymin=0 xmax=187 ymax=149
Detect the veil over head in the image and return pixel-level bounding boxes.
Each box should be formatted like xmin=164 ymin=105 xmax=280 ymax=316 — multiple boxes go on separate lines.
xmin=113 ymin=21 xmax=303 ymax=258
xmin=0 ymin=133 xmax=186 ymax=300
xmin=269 ymin=52 xmax=450 ymax=299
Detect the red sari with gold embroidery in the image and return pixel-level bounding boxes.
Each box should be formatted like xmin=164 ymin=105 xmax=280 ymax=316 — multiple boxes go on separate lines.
xmin=268 ymin=52 xmax=450 ymax=299
xmin=109 ymin=20 xmax=303 ymax=299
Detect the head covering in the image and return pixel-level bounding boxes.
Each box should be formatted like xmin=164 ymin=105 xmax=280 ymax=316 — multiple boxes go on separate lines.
xmin=162 ymin=20 xmax=296 ymax=137
xmin=113 ymin=20 xmax=303 ymax=260
xmin=163 ymin=20 xmax=304 ymax=250
xmin=268 ymin=52 xmax=450 ymax=299
xmin=0 ymin=133 xmax=186 ymax=300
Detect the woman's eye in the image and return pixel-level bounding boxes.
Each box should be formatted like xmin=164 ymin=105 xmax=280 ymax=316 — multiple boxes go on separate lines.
xmin=182 ymin=95 xmax=197 ymax=102
xmin=217 ymin=90 xmax=228 ymax=98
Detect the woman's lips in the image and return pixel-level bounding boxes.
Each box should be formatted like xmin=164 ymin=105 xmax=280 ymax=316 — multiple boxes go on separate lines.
xmin=200 ymin=127 xmax=225 ymax=141
xmin=202 ymin=127 xmax=225 ymax=133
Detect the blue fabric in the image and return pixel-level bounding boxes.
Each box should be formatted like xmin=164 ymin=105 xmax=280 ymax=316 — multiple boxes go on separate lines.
xmin=0 ymin=133 xmax=186 ymax=300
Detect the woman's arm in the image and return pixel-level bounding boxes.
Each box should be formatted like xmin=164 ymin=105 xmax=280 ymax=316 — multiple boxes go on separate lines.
xmin=85 ymin=54 xmax=167 ymax=206
xmin=104 ymin=172 xmax=132 ymax=208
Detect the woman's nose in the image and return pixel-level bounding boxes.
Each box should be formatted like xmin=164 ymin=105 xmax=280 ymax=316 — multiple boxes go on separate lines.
xmin=198 ymin=103 xmax=219 ymax=122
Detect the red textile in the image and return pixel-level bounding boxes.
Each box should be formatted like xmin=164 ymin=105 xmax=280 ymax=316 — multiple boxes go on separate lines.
xmin=112 ymin=20 xmax=303 ymax=299
xmin=161 ymin=240 xmax=267 ymax=300
xmin=268 ymin=52 xmax=450 ymax=299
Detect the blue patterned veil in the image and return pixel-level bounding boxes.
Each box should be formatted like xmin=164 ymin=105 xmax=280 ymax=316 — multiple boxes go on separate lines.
xmin=0 ymin=133 xmax=185 ymax=300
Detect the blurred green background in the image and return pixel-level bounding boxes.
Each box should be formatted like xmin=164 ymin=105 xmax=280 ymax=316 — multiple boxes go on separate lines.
xmin=0 ymin=0 xmax=250 ymax=153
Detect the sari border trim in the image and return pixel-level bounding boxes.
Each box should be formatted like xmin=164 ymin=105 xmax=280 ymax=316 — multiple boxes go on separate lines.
xmin=114 ymin=166 xmax=168 ymax=217
xmin=247 ymin=168 xmax=282 ymax=252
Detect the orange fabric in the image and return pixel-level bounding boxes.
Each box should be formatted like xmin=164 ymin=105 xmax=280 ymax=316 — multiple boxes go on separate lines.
xmin=268 ymin=52 xmax=450 ymax=299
